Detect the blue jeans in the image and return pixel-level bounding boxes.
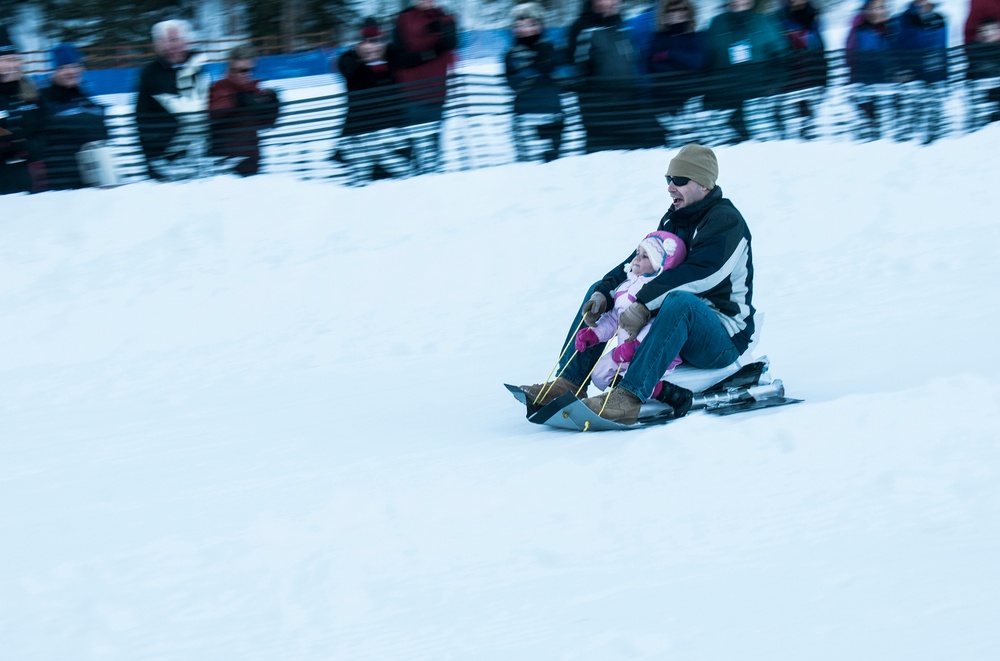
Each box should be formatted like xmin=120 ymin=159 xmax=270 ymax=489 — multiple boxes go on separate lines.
xmin=560 ymin=289 xmax=739 ymax=400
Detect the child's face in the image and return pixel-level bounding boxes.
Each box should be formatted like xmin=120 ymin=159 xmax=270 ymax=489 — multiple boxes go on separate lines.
xmin=631 ymin=246 xmax=657 ymax=276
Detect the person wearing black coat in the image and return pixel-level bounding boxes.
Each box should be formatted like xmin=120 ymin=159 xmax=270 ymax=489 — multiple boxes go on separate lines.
xmin=335 ymin=17 xmax=413 ymax=185
xmin=0 ymin=24 xmax=44 ymax=195
xmin=504 ymin=2 xmax=565 ymax=162
xmin=566 ymin=0 xmax=663 ymax=153
xmin=134 ymin=19 xmax=209 ymax=181
xmin=777 ymin=0 xmax=829 ymax=139
xmin=646 ymin=0 xmax=711 ymax=145
xmin=38 ymin=44 xmax=110 ymax=189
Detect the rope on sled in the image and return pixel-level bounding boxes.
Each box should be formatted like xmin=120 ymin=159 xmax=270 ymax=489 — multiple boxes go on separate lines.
xmin=535 ymin=317 xmax=586 ymax=405
xmin=597 ymin=361 xmax=626 ymax=420
xmin=577 ymin=324 xmax=621 ymax=400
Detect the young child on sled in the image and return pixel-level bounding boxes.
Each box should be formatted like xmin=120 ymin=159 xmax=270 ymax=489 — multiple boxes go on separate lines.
xmin=574 ymin=231 xmax=687 ymax=396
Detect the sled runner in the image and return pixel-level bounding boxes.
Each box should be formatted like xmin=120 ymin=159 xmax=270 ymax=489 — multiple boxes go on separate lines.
xmin=506 ymin=358 xmax=801 ymax=432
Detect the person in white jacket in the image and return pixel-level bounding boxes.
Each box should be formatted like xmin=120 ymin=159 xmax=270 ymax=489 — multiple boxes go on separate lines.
xmin=574 ymin=230 xmax=687 ymax=392
xmin=134 ymin=19 xmax=209 ymax=180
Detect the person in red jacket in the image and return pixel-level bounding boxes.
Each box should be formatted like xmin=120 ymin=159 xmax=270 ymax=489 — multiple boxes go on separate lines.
xmin=389 ymin=0 xmax=458 ymax=174
xmin=208 ymin=46 xmax=280 ymax=176
xmin=965 ymin=0 xmax=1000 ymax=44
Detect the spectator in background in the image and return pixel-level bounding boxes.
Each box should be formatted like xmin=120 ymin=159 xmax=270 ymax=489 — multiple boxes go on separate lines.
xmin=646 ymin=0 xmax=710 ymax=144
xmin=135 ymin=19 xmax=209 ymax=181
xmin=504 ymin=2 xmax=565 ymax=163
xmin=894 ymin=0 xmax=948 ymax=143
xmin=845 ymin=0 xmax=905 ymax=141
xmin=965 ymin=17 xmax=1000 ymax=128
xmin=965 ymin=0 xmax=1000 ymax=44
xmin=566 ymin=0 xmax=662 ymax=153
xmin=0 ymin=24 xmax=43 ymax=195
xmin=208 ymin=46 xmax=280 ymax=177
xmin=38 ymin=44 xmax=110 ymax=189
xmin=335 ymin=17 xmax=412 ymax=185
xmin=776 ymin=0 xmax=828 ymax=140
xmin=389 ymin=0 xmax=458 ymax=174
xmin=704 ymin=0 xmax=788 ymax=144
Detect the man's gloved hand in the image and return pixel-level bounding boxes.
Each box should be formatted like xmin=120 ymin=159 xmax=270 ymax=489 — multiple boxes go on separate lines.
xmin=620 ymin=302 xmax=650 ymax=340
xmin=574 ymin=328 xmax=599 ymax=352
xmin=581 ymin=292 xmax=607 ymax=327
xmin=611 ymin=339 xmax=639 ymax=364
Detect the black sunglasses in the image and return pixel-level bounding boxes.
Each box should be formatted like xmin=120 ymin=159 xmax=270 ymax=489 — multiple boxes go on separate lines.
xmin=234 ymin=67 xmax=253 ymax=74
xmin=665 ymin=175 xmax=691 ymax=186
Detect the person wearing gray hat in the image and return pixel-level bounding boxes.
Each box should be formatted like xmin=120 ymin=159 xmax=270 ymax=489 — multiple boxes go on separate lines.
xmin=521 ymin=144 xmax=757 ymax=424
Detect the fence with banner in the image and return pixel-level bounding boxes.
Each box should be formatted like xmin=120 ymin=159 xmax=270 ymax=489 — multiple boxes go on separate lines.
xmin=36 ymin=45 xmax=1000 ymax=190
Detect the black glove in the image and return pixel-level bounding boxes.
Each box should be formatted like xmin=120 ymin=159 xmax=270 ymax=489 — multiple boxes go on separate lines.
xmin=236 ymin=91 xmax=257 ymax=107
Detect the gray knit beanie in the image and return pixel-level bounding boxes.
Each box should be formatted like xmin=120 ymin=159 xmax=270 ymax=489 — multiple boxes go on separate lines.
xmin=666 ymin=144 xmax=718 ymax=190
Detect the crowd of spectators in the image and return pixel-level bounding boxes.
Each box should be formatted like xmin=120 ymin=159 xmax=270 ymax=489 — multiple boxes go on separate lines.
xmin=3 ymin=0 xmax=1000 ymax=194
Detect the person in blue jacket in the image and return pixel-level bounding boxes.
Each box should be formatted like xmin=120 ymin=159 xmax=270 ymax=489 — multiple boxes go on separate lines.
xmin=845 ymin=0 xmax=906 ymax=140
xmin=893 ymin=0 xmax=949 ymax=143
xmin=38 ymin=44 xmax=110 ymax=189
xmin=646 ymin=0 xmax=710 ymax=130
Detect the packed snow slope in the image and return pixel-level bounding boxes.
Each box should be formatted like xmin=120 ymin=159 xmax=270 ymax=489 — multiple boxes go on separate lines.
xmin=2 ymin=131 xmax=1000 ymax=660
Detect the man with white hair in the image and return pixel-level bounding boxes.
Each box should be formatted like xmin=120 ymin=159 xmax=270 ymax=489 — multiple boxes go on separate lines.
xmin=134 ymin=19 xmax=209 ymax=180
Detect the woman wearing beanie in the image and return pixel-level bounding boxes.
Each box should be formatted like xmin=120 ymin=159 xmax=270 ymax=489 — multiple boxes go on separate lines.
xmin=521 ymin=144 xmax=757 ymax=425
xmin=0 ymin=24 xmax=44 ymax=195
xmin=39 ymin=43 xmax=111 ymax=189
xmin=504 ymin=2 xmax=565 ymax=163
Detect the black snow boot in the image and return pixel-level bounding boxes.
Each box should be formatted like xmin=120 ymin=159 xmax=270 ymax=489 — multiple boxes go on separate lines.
xmin=653 ymin=381 xmax=693 ymax=418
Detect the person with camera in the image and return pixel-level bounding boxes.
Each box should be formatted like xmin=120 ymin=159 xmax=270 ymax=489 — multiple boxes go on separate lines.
xmin=208 ymin=45 xmax=280 ymax=177
xmin=389 ymin=0 xmax=458 ymax=174
xmin=335 ymin=17 xmax=412 ymax=185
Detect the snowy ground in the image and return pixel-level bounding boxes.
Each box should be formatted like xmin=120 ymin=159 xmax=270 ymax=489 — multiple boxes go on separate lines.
xmin=2 ymin=131 xmax=1000 ymax=660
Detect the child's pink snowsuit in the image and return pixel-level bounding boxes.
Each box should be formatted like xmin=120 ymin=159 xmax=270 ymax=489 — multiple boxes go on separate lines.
xmin=589 ymin=231 xmax=686 ymax=391
xmin=588 ymin=272 xmax=682 ymax=390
